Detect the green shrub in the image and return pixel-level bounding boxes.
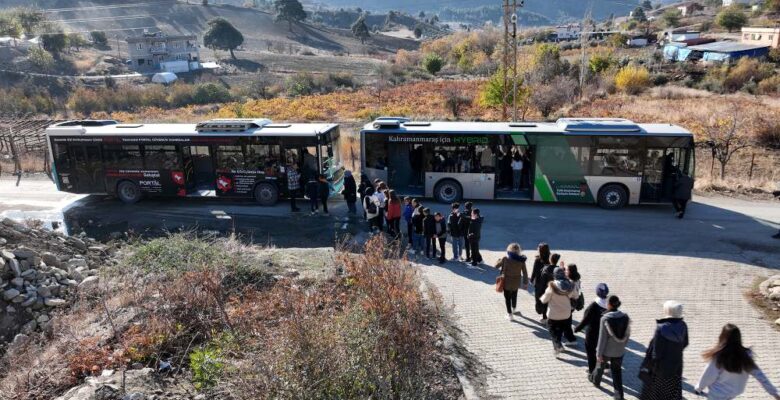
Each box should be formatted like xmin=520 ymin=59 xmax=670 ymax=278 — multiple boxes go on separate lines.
xmin=190 ymin=346 xmax=224 ymax=390
xmin=286 ymin=72 xmax=317 ymax=97
xmin=124 ymin=233 xmax=227 ymax=274
xmin=651 ymin=73 xmax=670 ymax=86
xmin=90 ymin=31 xmax=108 ymax=46
xmin=589 ymin=53 xmax=613 ymax=74
xmin=27 ymin=47 xmax=54 ymax=71
xmin=421 ymin=53 xmax=443 ymax=75
xmin=193 ymin=82 xmax=232 ymax=104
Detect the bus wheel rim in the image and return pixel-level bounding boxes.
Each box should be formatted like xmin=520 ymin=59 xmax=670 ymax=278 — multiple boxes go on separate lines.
xmin=606 ymin=190 xmax=621 ymax=205
xmin=122 ymin=184 xmax=137 ymax=199
xmin=259 ymin=187 xmax=273 ymax=201
xmin=440 ymin=184 xmax=457 ymax=201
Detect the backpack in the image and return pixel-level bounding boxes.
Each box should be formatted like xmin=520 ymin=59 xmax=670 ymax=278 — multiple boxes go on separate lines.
xmin=365 ymin=198 xmax=377 ymax=214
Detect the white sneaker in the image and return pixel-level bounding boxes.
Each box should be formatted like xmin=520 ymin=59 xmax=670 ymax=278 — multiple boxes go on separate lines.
xmin=408 ymin=249 xmax=416 ymax=255
xmin=566 ymin=339 xmax=577 ymax=346
xmin=506 ymin=314 xmax=514 ymax=321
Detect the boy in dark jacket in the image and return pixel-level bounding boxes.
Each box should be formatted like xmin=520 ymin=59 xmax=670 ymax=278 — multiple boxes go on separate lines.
xmin=434 ymin=212 xmax=448 ymax=263
xmin=317 ymin=174 xmax=330 ymax=215
xmin=305 ymin=176 xmax=319 ymax=215
xmin=575 ymin=283 xmax=610 ymax=374
xmin=447 ymin=203 xmax=463 ymax=261
xmin=467 ymin=208 xmax=483 ymax=266
xmin=422 ymin=208 xmax=436 ymax=259
xmin=593 ymin=295 xmax=631 ymax=400
xmin=461 ymin=202 xmax=473 ymax=262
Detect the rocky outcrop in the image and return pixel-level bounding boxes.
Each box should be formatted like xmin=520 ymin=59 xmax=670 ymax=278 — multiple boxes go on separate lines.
xmin=0 ymin=218 xmax=114 ymax=341
xmin=758 ymin=275 xmax=780 ymax=327
xmin=54 ymin=368 xmax=196 ymax=400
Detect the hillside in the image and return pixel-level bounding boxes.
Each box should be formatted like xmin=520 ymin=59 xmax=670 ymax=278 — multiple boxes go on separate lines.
xmin=318 ymin=0 xmax=645 ymax=23
xmin=6 ymin=0 xmax=417 ymax=56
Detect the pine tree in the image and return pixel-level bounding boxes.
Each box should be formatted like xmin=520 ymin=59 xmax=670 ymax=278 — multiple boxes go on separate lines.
xmin=351 ymin=15 xmax=370 ymax=44
xmin=203 ymin=17 xmax=244 ymax=59
xmin=274 ymin=0 xmax=306 ymax=32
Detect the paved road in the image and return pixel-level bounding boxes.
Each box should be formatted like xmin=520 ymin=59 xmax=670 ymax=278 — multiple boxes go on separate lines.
xmin=3 ymin=176 xmax=779 ymax=399
xmin=414 ymin=197 xmax=780 ymax=399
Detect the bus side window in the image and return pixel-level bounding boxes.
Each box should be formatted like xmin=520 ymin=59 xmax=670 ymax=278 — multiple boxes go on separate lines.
xmin=246 ymin=144 xmax=281 ymax=175
xmin=143 ymin=145 xmax=179 ymax=170
xmin=53 ymin=144 xmax=71 ymax=169
xmin=104 ymin=145 xmax=143 ymax=169
xmin=216 ymin=145 xmax=244 ymax=170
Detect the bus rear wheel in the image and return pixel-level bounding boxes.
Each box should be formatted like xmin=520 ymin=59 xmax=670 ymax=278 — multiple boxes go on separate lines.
xmin=434 ymin=179 xmax=462 ymax=204
xmin=254 ymin=183 xmax=278 ymax=206
xmin=598 ymin=184 xmax=628 ymax=210
xmin=117 ymin=181 xmax=141 ymax=204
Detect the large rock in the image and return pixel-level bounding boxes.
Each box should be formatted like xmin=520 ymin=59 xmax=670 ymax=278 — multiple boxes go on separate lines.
xmin=44 ymin=298 xmax=67 ymax=307
xmin=66 ymin=258 xmax=88 ymax=269
xmin=769 ymin=287 xmax=780 ymax=301
xmin=1 ymin=249 xmax=15 ymax=261
xmin=41 ymin=252 xmax=60 ymax=267
xmin=11 ymin=277 xmax=24 ymax=287
xmin=759 ymin=275 xmax=780 ymax=297
xmin=3 ymin=288 xmax=21 ymax=301
xmin=9 ymin=259 xmax=21 ymax=276
xmin=13 ymin=247 xmax=38 ymax=260
xmin=79 ymin=276 xmax=99 ymax=291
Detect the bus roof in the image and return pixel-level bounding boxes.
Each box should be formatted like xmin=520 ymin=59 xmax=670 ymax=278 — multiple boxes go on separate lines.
xmin=361 ymin=118 xmax=692 ymax=137
xmin=46 ymin=119 xmax=339 ymax=138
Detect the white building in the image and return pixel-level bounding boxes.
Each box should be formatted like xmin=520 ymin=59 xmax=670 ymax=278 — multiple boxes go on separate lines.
xmin=722 ymin=0 xmax=753 ymax=6
xmin=555 ymin=24 xmax=581 ymax=41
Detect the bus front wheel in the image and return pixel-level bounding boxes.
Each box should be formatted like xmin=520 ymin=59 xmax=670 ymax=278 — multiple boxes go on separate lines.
xmin=117 ymin=181 xmax=141 ymax=204
xmin=434 ymin=179 xmax=462 ymax=204
xmin=254 ymin=183 xmax=278 ymax=206
xmin=598 ymin=184 xmax=628 ymax=210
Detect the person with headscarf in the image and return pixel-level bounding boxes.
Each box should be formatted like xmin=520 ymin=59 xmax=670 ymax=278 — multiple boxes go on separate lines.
xmin=342 ymin=170 xmax=357 ymax=215
xmin=576 ymin=283 xmax=610 ymax=374
xmin=639 ymin=300 xmax=689 ymax=400
xmin=540 ymin=264 xmax=580 ymax=356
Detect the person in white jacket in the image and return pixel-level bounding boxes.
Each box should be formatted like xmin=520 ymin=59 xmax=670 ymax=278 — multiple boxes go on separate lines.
xmin=540 ymin=266 xmax=580 ymax=356
xmin=695 ymin=324 xmax=780 ymax=400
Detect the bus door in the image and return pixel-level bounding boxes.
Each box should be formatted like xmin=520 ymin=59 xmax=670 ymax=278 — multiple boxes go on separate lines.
xmin=182 ymin=146 xmax=214 ymax=190
xmin=69 ymin=144 xmax=105 ymax=193
xmin=641 ymin=148 xmax=666 ymax=202
xmin=387 ymin=143 xmax=415 ymax=195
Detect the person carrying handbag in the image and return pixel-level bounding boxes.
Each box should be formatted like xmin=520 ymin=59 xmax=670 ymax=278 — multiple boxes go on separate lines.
xmin=495 ymin=243 xmax=528 ymax=321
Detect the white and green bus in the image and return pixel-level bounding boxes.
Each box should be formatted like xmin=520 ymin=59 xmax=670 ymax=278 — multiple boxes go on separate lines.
xmin=360 ymin=118 xmax=694 ymax=209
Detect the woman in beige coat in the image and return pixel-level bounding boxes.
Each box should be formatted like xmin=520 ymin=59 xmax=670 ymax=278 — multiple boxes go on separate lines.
xmin=495 ymin=243 xmax=528 ymax=321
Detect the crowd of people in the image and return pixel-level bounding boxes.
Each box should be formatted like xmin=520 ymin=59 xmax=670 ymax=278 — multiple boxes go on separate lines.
xmin=495 ymin=242 xmax=780 ymax=400
xmin=357 ymin=174 xmax=485 ymax=266
xmin=286 ymin=169 xmax=779 ymax=400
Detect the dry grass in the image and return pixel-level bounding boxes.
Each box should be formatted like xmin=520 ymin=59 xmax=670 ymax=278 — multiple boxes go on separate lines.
xmin=0 ymin=152 xmax=47 ymax=175
xmin=0 ymin=234 xmax=461 ymax=399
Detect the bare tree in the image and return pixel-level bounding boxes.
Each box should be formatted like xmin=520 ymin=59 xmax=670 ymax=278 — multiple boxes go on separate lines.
xmin=443 ymin=88 xmax=472 ymax=119
xmin=527 ymin=76 xmax=578 ymax=119
xmin=704 ymin=104 xmax=753 ymax=179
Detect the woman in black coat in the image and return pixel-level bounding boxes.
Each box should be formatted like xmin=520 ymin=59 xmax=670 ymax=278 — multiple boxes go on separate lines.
xmin=640 ymin=301 xmax=689 ymax=400
xmin=575 ymin=283 xmax=610 ymax=374
xmin=342 ymin=170 xmax=357 ymax=214
xmin=530 ymin=242 xmax=551 ymax=320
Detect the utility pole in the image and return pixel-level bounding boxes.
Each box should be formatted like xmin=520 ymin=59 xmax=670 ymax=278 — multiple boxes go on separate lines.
xmin=115 ymin=35 xmax=121 ymax=60
xmin=502 ymin=0 xmax=510 ymax=120
xmin=579 ymin=9 xmax=592 ymax=101
xmin=511 ymin=0 xmax=524 ymax=122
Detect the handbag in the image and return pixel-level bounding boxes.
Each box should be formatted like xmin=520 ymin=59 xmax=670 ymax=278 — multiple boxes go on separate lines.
xmin=495 ymin=275 xmax=505 ymax=293
xmin=638 ymin=358 xmax=655 ymax=382
xmin=572 ymin=293 xmax=585 ymax=311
